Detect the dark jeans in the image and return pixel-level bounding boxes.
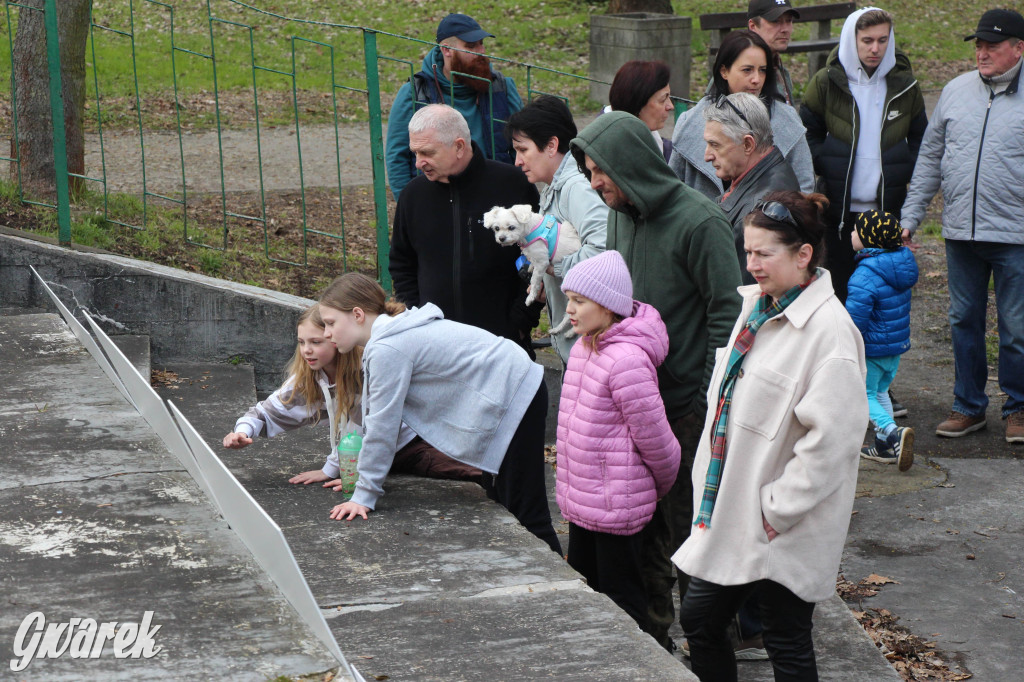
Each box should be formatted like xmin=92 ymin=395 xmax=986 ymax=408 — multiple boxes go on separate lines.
xmin=483 ymin=381 xmax=562 ymax=554
xmin=824 ymin=211 xmax=858 ymax=304
xmin=681 ymin=577 xmax=817 ymax=682
xmin=568 ymin=523 xmax=647 ymax=631
xmin=946 ymin=239 xmax=1024 ymax=417
xmin=639 ymin=410 xmax=702 ymax=650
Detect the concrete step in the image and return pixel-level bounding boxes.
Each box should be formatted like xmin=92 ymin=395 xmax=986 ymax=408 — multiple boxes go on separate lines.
xmin=0 ymin=314 xmax=340 ymax=679
xmin=156 ymin=360 xmax=694 ymax=680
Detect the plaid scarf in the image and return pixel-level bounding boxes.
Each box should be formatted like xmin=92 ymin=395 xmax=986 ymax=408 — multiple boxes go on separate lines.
xmin=693 ymin=273 xmax=818 ymax=529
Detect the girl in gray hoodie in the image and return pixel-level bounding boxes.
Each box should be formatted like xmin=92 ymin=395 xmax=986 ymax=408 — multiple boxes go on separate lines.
xmin=318 ymin=273 xmax=561 ymax=554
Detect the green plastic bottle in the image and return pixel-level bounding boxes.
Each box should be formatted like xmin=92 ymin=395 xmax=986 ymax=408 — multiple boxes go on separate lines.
xmin=337 ymin=431 xmax=363 ymax=497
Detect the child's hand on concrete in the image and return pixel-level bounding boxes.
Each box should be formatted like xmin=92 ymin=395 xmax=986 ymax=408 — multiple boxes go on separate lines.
xmin=289 ymin=469 xmax=330 ymax=485
xmin=330 ymin=501 xmax=370 ymax=521
xmin=223 ymin=432 xmax=252 ymax=449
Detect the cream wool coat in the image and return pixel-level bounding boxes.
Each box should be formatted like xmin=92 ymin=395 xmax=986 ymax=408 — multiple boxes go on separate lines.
xmin=672 ymin=271 xmax=868 ymax=603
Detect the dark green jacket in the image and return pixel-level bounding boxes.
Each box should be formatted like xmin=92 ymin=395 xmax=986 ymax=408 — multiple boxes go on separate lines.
xmin=800 ymin=47 xmax=927 ymax=224
xmin=570 ymin=112 xmax=742 ymax=419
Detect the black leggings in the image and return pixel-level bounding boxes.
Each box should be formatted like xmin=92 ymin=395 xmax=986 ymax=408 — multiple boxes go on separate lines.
xmin=568 ymin=523 xmax=647 ymax=630
xmin=680 ymin=577 xmax=817 ymax=682
xmin=484 ymin=381 xmax=562 ymax=554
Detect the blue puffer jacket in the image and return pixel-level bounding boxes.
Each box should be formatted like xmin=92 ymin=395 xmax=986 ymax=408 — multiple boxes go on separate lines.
xmin=845 ymin=247 xmax=918 ymax=357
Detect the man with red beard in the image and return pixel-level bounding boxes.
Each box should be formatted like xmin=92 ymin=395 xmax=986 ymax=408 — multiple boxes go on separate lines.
xmin=386 ymin=13 xmax=523 ymax=200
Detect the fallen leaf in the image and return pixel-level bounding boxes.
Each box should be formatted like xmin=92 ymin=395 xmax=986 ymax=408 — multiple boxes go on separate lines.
xmin=863 ymin=574 xmax=900 ymax=586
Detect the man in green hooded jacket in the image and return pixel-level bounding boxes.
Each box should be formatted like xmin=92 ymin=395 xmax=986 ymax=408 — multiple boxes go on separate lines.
xmin=570 ymin=112 xmax=742 ymax=650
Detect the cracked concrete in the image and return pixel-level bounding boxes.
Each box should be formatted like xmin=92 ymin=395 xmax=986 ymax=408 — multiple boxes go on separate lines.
xmin=0 ymin=313 xmax=341 ymax=679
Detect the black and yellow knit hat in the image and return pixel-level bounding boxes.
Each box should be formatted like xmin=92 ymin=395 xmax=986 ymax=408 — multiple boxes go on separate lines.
xmin=855 ymin=210 xmax=903 ymax=250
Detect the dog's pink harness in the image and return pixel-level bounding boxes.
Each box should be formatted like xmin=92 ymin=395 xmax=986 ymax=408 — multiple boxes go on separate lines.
xmin=524 ymin=215 xmax=561 ymax=260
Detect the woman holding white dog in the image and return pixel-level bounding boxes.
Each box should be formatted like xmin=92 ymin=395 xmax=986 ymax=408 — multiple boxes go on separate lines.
xmin=673 ymin=191 xmax=867 ymax=680
xmin=506 ymin=96 xmax=608 ymax=364
xmin=557 ymin=250 xmax=680 ymax=631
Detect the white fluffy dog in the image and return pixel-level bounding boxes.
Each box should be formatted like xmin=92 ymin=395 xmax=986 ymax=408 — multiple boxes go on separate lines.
xmin=482 ymin=204 xmax=581 ymax=335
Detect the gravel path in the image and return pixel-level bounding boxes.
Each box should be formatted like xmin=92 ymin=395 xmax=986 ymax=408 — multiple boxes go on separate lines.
xmin=82 ymin=93 xmax=938 ymax=197
xmin=84 ymin=123 xmax=380 ymax=195
xmin=82 ymin=113 xmax=605 ymax=196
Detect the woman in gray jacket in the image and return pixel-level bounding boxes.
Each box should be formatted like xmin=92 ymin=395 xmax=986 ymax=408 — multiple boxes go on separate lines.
xmin=670 ymin=30 xmax=814 ymax=199
xmin=318 ymin=273 xmax=561 ymax=555
xmin=506 ymin=96 xmax=609 ymax=364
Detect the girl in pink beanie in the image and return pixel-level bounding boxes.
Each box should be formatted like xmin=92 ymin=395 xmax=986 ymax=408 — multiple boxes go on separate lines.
xmin=557 ymin=250 xmax=681 ymax=631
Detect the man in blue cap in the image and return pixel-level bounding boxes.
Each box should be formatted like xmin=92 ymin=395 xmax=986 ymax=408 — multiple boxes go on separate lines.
xmin=385 ymin=13 xmax=523 ymax=200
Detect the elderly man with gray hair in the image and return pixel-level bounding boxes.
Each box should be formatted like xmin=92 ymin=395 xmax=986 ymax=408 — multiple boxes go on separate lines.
xmin=703 ymin=92 xmax=801 ymax=282
xmin=388 ymin=104 xmax=542 ymax=357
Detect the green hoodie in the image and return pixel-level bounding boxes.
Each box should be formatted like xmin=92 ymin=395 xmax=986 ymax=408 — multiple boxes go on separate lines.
xmin=571 ymin=112 xmax=742 ymax=418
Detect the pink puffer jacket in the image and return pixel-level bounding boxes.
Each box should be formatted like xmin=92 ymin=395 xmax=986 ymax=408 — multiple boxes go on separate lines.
xmin=556 ymin=301 xmax=681 ymax=535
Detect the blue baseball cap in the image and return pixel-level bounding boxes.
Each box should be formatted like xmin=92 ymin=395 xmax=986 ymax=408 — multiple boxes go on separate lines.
xmin=436 ymin=13 xmax=494 ymax=43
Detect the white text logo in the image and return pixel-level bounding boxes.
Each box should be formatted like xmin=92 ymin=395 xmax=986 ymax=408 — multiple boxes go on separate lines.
xmin=10 ymin=611 xmax=162 ymax=672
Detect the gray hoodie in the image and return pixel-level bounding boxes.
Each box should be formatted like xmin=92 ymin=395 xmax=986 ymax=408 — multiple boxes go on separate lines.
xmin=351 ymin=303 xmax=544 ymax=509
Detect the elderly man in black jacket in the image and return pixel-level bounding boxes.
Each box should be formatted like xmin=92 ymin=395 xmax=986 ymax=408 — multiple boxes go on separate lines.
xmin=388 ymin=104 xmax=542 ymax=357
xmin=702 ymin=92 xmax=801 ymax=282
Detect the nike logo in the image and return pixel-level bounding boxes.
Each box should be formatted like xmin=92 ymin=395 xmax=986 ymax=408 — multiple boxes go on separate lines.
xmin=887 ymin=110 xmax=900 ymax=120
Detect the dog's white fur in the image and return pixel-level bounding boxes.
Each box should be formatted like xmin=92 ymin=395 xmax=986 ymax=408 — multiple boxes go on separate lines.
xmin=482 ymin=204 xmax=581 ymax=336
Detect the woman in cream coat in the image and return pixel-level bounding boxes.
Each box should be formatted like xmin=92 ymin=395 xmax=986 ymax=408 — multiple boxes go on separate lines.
xmin=673 ymin=191 xmax=867 ymax=681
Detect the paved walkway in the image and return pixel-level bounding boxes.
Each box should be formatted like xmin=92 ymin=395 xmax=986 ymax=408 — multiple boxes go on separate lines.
xmin=82 ymin=93 xmax=939 ymax=197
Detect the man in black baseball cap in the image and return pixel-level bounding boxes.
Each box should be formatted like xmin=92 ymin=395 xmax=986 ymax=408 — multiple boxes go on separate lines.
xmin=899 ymin=8 xmax=1024 ymax=444
xmin=965 ymin=9 xmax=1024 ymax=80
xmin=385 ymin=13 xmax=522 ymax=200
xmin=964 ymin=8 xmax=1024 ymax=42
xmin=747 ymin=0 xmax=801 ymax=104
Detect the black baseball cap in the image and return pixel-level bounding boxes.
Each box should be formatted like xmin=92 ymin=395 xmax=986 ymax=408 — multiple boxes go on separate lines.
xmin=964 ymin=9 xmax=1024 ymax=42
xmin=436 ymin=13 xmax=494 ymax=43
xmin=748 ymin=0 xmax=800 ymax=22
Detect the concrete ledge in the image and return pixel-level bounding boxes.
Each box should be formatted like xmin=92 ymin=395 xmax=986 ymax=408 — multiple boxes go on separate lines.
xmin=0 ymin=314 xmax=340 ymax=679
xmin=159 ymin=357 xmax=693 ymax=680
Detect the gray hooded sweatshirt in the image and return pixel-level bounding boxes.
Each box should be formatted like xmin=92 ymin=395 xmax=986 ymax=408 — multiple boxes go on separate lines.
xmin=351 ymin=303 xmax=544 ymax=509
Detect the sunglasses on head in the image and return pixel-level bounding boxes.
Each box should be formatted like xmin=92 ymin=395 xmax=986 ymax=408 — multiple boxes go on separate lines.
xmin=754 ymin=200 xmax=799 ymax=230
xmin=715 ymin=94 xmax=750 ymax=127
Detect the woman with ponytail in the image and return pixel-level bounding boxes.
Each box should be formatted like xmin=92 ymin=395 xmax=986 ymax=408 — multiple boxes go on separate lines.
xmin=673 ymin=192 xmax=867 ymax=681
xmin=317 ymin=273 xmax=561 ymax=554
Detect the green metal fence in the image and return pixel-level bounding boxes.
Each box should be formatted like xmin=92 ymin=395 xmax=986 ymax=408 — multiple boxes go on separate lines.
xmin=1 ymin=1 xmax=688 ymax=291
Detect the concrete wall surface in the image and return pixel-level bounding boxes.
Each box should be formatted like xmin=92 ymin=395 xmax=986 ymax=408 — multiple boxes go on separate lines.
xmin=0 ymin=229 xmax=308 ymax=394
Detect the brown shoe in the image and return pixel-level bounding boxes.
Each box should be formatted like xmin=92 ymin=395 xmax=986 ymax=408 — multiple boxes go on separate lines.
xmin=1007 ymin=412 xmax=1024 ymax=444
xmin=936 ymin=411 xmax=987 ymax=438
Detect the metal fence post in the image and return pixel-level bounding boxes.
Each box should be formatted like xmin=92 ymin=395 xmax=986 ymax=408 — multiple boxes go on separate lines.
xmin=43 ymin=0 xmax=72 ymax=246
xmin=362 ymin=28 xmax=391 ymax=292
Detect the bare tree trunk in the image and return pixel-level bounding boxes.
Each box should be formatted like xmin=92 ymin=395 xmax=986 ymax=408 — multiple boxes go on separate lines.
xmin=11 ymin=0 xmax=91 ymax=197
xmin=608 ymin=0 xmax=673 ymax=14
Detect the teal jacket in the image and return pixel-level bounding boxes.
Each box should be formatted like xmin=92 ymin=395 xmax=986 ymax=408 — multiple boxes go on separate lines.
xmin=385 ymin=46 xmax=522 ymax=200
xmin=570 ymin=112 xmax=742 ymax=419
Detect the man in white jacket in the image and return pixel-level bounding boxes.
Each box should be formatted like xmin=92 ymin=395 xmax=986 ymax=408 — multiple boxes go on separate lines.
xmin=900 ymin=9 xmax=1024 ymax=444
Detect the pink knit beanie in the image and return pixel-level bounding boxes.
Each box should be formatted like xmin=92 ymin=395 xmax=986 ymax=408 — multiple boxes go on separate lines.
xmin=561 ymin=250 xmax=634 ymax=317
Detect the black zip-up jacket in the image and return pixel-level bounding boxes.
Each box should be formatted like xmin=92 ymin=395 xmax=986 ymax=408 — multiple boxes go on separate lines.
xmin=389 ymin=142 xmax=541 ymax=355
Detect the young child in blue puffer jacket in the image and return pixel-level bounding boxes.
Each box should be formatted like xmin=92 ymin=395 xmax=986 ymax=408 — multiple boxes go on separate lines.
xmin=847 ymin=210 xmax=919 ymax=471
